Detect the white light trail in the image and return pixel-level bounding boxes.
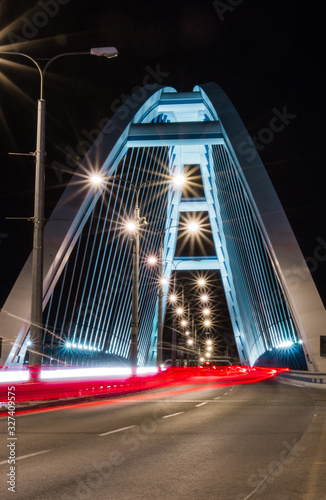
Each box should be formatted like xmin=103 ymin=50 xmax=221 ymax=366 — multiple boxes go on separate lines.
xmin=40 ymin=367 xmax=132 ymax=380
xmin=0 ymin=371 xmax=30 ymax=383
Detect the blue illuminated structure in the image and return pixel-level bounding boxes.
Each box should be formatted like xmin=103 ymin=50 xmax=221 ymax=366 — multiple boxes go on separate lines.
xmin=1 ymin=83 xmax=326 ymax=371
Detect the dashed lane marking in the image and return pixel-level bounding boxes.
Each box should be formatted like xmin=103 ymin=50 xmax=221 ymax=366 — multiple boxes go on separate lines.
xmin=162 ymin=412 xmax=184 ymax=419
xmin=98 ymin=425 xmax=137 ymax=436
xmin=0 ymin=449 xmax=51 ymax=466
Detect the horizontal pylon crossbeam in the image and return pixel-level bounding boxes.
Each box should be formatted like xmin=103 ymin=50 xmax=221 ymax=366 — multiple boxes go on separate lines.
xmin=127 ymin=122 xmax=224 ymax=147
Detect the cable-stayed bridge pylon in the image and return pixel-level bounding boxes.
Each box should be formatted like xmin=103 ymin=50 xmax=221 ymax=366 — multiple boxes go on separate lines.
xmin=1 ymin=83 xmax=325 ymax=371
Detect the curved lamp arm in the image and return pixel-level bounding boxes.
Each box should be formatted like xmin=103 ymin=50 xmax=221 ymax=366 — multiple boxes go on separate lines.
xmin=0 ymin=46 xmax=118 ymax=98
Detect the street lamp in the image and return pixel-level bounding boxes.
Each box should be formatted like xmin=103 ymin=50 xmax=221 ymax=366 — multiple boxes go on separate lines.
xmin=148 ymin=256 xmax=157 ymax=266
xmin=126 ymin=176 xmax=185 ymax=367
xmin=188 ymin=221 xmax=199 ymax=232
xmin=173 ymin=174 xmax=186 ymax=186
xmin=126 ymin=221 xmax=137 ymax=231
xmin=205 ymin=337 xmax=214 ymax=360
xmin=92 ymin=173 xmax=184 ymax=367
xmin=123 ymin=179 xmax=156 ymax=368
xmin=0 ymin=47 xmax=118 ymax=368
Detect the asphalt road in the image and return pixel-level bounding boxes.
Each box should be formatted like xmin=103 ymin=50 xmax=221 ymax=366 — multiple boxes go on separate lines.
xmin=0 ymin=377 xmax=326 ymax=500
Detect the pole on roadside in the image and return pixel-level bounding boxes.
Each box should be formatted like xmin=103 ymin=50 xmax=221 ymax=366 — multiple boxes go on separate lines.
xmin=157 ymin=244 xmax=164 ymax=365
xmin=130 ymin=196 xmax=140 ymax=370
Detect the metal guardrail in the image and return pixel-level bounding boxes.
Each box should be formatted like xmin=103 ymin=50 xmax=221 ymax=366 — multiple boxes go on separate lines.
xmin=276 ymin=370 xmax=326 ymax=388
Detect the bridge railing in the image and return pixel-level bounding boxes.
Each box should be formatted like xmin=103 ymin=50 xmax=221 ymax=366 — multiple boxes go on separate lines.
xmin=276 ymin=370 xmax=326 ymax=388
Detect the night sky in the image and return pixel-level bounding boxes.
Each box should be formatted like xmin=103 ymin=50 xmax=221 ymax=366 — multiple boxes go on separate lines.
xmin=0 ymin=0 xmax=325 ymax=309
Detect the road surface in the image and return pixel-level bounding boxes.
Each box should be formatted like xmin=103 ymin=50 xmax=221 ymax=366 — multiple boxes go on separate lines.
xmin=1 ymin=377 xmax=325 ymax=499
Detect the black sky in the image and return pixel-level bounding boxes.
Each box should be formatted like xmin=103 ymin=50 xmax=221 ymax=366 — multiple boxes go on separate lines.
xmin=0 ymin=0 xmax=325 ymax=307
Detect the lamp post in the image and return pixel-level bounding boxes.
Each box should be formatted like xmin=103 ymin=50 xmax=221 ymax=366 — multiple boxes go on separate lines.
xmin=171 ymin=272 xmax=179 ymax=367
xmin=93 ymin=173 xmax=194 ymax=368
xmin=91 ymin=175 xmax=182 ymax=367
xmin=157 ymin=244 xmax=164 ymax=366
xmin=126 ymin=183 xmax=150 ymax=368
xmin=129 ymin=197 xmax=140 ymax=368
xmin=98 ymin=177 xmax=156 ymax=368
xmin=1 ymin=47 xmax=118 ymax=367
xmin=125 ymin=179 xmax=182 ymax=368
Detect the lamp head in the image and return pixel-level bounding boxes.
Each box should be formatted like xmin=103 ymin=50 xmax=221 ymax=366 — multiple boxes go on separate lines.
xmin=90 ymin=47 xmax=119 ymax=58
xmin=188 ymin=221 xmax=199 ymax=233
xmin=173 ymin=174 xmax=186 ymax=187
xmin=90 ymin=174 xmax=103 ymax=185
xmin=148 ymin=256 xmax=157 ymax=265
xmin=126 ymin=221 xmax=137 ymax=232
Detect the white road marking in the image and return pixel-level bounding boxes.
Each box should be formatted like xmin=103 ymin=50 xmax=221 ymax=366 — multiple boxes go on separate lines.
xmin=0 ymin=449 xmax=51 ymax=466
xmin=214 ymin=396 xmax=221 ymax=399
xmin=113 ymin=399 xmax=216 ymax=403
xmin=162 ymin=412 xmax=184 ymax=419
xmin=195 ymin=402 xmax=208 ymax=407
xmin=98 ymin=425 xmax=137 ymax=436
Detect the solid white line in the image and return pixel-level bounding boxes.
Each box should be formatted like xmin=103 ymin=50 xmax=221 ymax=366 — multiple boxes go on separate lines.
xmin=162 ymin=412 xmax=184 ymax=419
xmin=195 ymin=402 xmax=208 ymax=407
xmin=0 ymin=449 xmax=51 ymax=466
xmin=120 ymin=399 xmax=214 ymax=403
xmin=98 ymin=425 xmax=137 ymax=437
